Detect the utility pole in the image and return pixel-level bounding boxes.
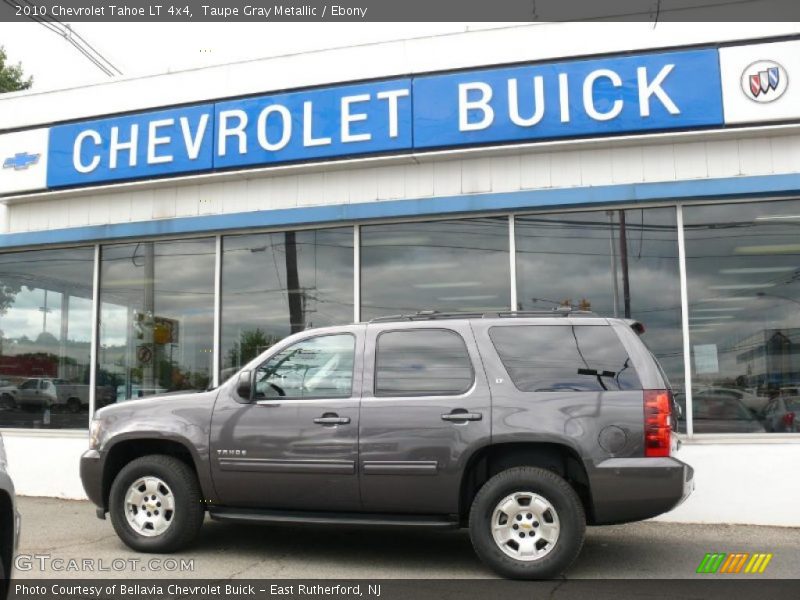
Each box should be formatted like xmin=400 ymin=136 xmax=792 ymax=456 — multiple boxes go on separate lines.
xmin=285 ymin=232 xmax=304 ymax=334
xmin=618 ymin=210 xmax=632 ymax=319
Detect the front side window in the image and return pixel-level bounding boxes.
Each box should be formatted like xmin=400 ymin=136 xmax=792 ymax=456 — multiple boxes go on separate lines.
xmin=254 ymin=334 xmax=355 ymax=400
xmin=489 ymin=325 xmax=642 ymax=392
xmin=375 ymin=329 xmax=474 ymax=396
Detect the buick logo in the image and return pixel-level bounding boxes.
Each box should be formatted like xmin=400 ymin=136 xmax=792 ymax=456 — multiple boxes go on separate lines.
xmin=741 ymin=60 xmax=788 ymax=103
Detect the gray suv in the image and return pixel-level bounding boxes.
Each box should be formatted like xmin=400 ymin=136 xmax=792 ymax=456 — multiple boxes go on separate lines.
xmin=1 ymin=434 xmax=21 ymax=599
xmin=81 ymin=312 xmax=693 ymax=579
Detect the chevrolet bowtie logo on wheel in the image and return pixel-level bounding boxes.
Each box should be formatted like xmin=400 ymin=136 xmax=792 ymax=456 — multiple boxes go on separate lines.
xmin=696 ymin=552 xmax=774 ymax=574
xmin=2 ymin=152 xmax=40 ymax=170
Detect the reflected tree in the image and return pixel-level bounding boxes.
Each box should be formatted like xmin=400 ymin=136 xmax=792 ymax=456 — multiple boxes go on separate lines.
xmin=226 ymin=328 xmax=280 ymax=369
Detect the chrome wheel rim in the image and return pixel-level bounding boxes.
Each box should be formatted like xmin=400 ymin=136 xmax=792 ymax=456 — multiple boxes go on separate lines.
xmin=124 ymin=476 xmax=176 ymax=537
xmin=491 ymin=491 xmax=560 ymax=561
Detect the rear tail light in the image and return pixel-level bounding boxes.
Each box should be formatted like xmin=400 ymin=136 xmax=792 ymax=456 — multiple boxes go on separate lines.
xmin=783 ymin=412 xmax=795 ymax=428
xmin=644 ymin=389 xmax=672 ymax=458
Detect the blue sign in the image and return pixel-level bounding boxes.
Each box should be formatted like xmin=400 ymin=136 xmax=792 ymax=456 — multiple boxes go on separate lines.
xmin=215 ymin=79 xmax=412 ymax=169
xmin=48 ymin=104 xmax=215 ymax=188
xmin=46 ymin=48 xmax=724 ymax=189
xmin=413 ymin=49 xmax=723 ymax=148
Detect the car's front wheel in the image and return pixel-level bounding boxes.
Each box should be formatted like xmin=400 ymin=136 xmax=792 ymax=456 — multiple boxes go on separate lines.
xmin=469 ymin=466 xmax=586 ymax=579
xmin=109 ymin=455 xmax=204 ymax=553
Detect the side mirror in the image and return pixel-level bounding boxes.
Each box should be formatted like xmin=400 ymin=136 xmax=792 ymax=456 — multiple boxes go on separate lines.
xmin=235 ymin=370 xmax=253 ymax=401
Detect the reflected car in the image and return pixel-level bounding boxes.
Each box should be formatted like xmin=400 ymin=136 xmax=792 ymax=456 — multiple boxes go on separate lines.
xmin=115 ymin=385 xmax=169 ymax=401
xmin=761 ymin=396 xmax=800 ymax=433
xmin=675 ymin=392 xmax=766 ymax=433
xmin=693 ymin=386 xmax=768 ymax=414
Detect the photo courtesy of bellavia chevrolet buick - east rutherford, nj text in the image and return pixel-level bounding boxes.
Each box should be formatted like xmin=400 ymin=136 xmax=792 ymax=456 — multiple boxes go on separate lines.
xmin=0 ymin=20 xmax=799 ymax=589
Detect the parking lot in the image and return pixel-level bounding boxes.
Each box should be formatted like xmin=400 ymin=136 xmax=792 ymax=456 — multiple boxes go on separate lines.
xmin=12 ymin=497 xmax=800 ymax=580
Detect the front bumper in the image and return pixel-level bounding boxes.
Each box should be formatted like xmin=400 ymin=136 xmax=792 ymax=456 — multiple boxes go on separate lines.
xmin=79 ymin=449 xmax=104 ymax=511
xmin=588 ymin=456 xmax=694 ymax=525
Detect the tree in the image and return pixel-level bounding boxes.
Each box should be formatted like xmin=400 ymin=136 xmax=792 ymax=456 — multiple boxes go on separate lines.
xmin=0 ymin=46 xmax=32 ymax=93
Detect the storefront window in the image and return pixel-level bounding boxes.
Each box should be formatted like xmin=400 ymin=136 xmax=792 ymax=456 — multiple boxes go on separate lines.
xmin=0 ymin=247 xmax=94 ymax=429
xmin=360 ymin=217 xmax=510 ymax=320
xmin=515 ymin=208 xmax=684 ymax=394
xmin=684 ymin=199 xmax=800 ymax=434
xmin=221 ymin=228 xmax=353 ymax=379
xmin=97 ymin=239 xmax=215 ymax=405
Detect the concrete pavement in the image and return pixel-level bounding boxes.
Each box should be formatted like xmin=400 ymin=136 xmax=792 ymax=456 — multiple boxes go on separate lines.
xmin=11 ymin=496 xmax=800 ymax=580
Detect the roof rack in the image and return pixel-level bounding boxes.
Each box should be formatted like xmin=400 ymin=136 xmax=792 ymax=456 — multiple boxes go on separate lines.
xmin=368 ymin=308 xmax=595 ymax=323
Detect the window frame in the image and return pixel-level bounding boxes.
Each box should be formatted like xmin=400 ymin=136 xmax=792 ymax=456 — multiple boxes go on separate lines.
xmin=252 ymin=332 xmax=357 ymax=402
xmin=373 ymin=327 xmax=476 ymax=398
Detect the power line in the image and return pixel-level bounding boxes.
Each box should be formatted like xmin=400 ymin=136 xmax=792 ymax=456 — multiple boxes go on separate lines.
xmin=5 ymin=0 xmax=123 ymax=77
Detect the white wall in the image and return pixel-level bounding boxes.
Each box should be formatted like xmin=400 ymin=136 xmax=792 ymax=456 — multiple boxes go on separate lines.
xmin=656 ymin=441 xmax=800 ymax=527
xmin=2 ymin=433 xmax=88 ymax=499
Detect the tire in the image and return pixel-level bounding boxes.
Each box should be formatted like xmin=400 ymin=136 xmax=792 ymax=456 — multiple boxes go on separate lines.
xmin=0 ymin=394 xmax=14 ymax=410
xmin=109 ymin=455 xmax=204 ymax=553
xmin=66 ymin=398 xmax=82 ymax=414
xmin=469 ymin=466 xmax=585 ymax=579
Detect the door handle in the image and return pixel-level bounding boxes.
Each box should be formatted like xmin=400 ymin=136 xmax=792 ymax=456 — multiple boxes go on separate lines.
xmin=441 ymin=411 xmax=483 ymax=422
xmin=314 ymin=414 xmax=351 ymax=426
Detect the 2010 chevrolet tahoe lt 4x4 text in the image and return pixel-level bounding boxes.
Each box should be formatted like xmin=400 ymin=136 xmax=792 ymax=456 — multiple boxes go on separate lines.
xmin=81 ymin=311 xmax=693 ymax=579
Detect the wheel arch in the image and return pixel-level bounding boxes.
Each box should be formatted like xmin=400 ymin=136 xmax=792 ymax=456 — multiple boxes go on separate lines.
xmin=459 ymin=442 xmax=594 ymax=525
xmin=101 ymin=438 xmax=204 ymax=511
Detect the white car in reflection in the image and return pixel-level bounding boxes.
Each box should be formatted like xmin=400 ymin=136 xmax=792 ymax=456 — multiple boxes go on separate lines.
xmin=674 ymin=391 xmax=767 ymax=434
xmin=693 ymin=386 xmax=768 ymax=414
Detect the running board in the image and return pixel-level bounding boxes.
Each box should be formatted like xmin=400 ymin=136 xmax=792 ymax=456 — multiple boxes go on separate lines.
xmin=208 ymin=507 xmax=459 ymax=528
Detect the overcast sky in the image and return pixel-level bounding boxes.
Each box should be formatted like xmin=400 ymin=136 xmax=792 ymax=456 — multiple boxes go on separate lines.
xmin=0 ymin=22 xmax=517 ymax=91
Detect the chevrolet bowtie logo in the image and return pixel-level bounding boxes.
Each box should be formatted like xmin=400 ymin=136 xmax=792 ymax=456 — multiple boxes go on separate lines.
xmin=3 ymin=152 xmax=40 ymax=170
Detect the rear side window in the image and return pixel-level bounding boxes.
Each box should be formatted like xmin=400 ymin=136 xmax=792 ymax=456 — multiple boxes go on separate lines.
xmin=489 ymin=325 xmax=641 ymax=392
xmin=375 ymin=329 xmax=474 ymax=396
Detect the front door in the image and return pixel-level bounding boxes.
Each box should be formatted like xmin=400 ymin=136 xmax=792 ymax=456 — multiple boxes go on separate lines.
xmin=359 ymin=322 xmax=491 ymax=514
xmin=210 ymin=326 xmax=364 ymax=511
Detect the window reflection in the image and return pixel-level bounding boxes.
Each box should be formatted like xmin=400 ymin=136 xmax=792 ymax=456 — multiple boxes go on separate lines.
xmin=684 ymin=199 xmax=800 ymax=434
xmin=0 ymin=247 xmax=94 ymax=429
xmin=489 ymin=325 xmax=642 ymax=392
xmin=221 ymin=228 xmax=353 ymax=379
xmin=254 ymin=334 xmax=355 ymax=400
xmin=515 ymin=208 xmax=683 ymax=392
xmin=98 ymin=239 xmax=215 ymax=405
xmin=360 ymin=218 xmax=510 ymax=320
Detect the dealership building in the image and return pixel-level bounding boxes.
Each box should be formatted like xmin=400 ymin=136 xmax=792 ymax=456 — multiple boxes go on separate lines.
xmin=0 ymin=23 xmax=799 ymax=526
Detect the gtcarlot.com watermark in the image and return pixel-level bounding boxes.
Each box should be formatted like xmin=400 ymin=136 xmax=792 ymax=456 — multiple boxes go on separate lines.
xmin=14 ymin=554 xmax=195 ymax=573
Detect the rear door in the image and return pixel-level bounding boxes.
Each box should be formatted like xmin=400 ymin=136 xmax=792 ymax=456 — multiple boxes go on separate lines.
xmin=359 ymin=321 xmax=491 ymax=514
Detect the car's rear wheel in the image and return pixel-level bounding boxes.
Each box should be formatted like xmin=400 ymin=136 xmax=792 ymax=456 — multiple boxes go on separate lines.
xmin=469 ymin=466 xmax=585 ymax=579
xmin=109 ymin=455 xmax=203 ymax=553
